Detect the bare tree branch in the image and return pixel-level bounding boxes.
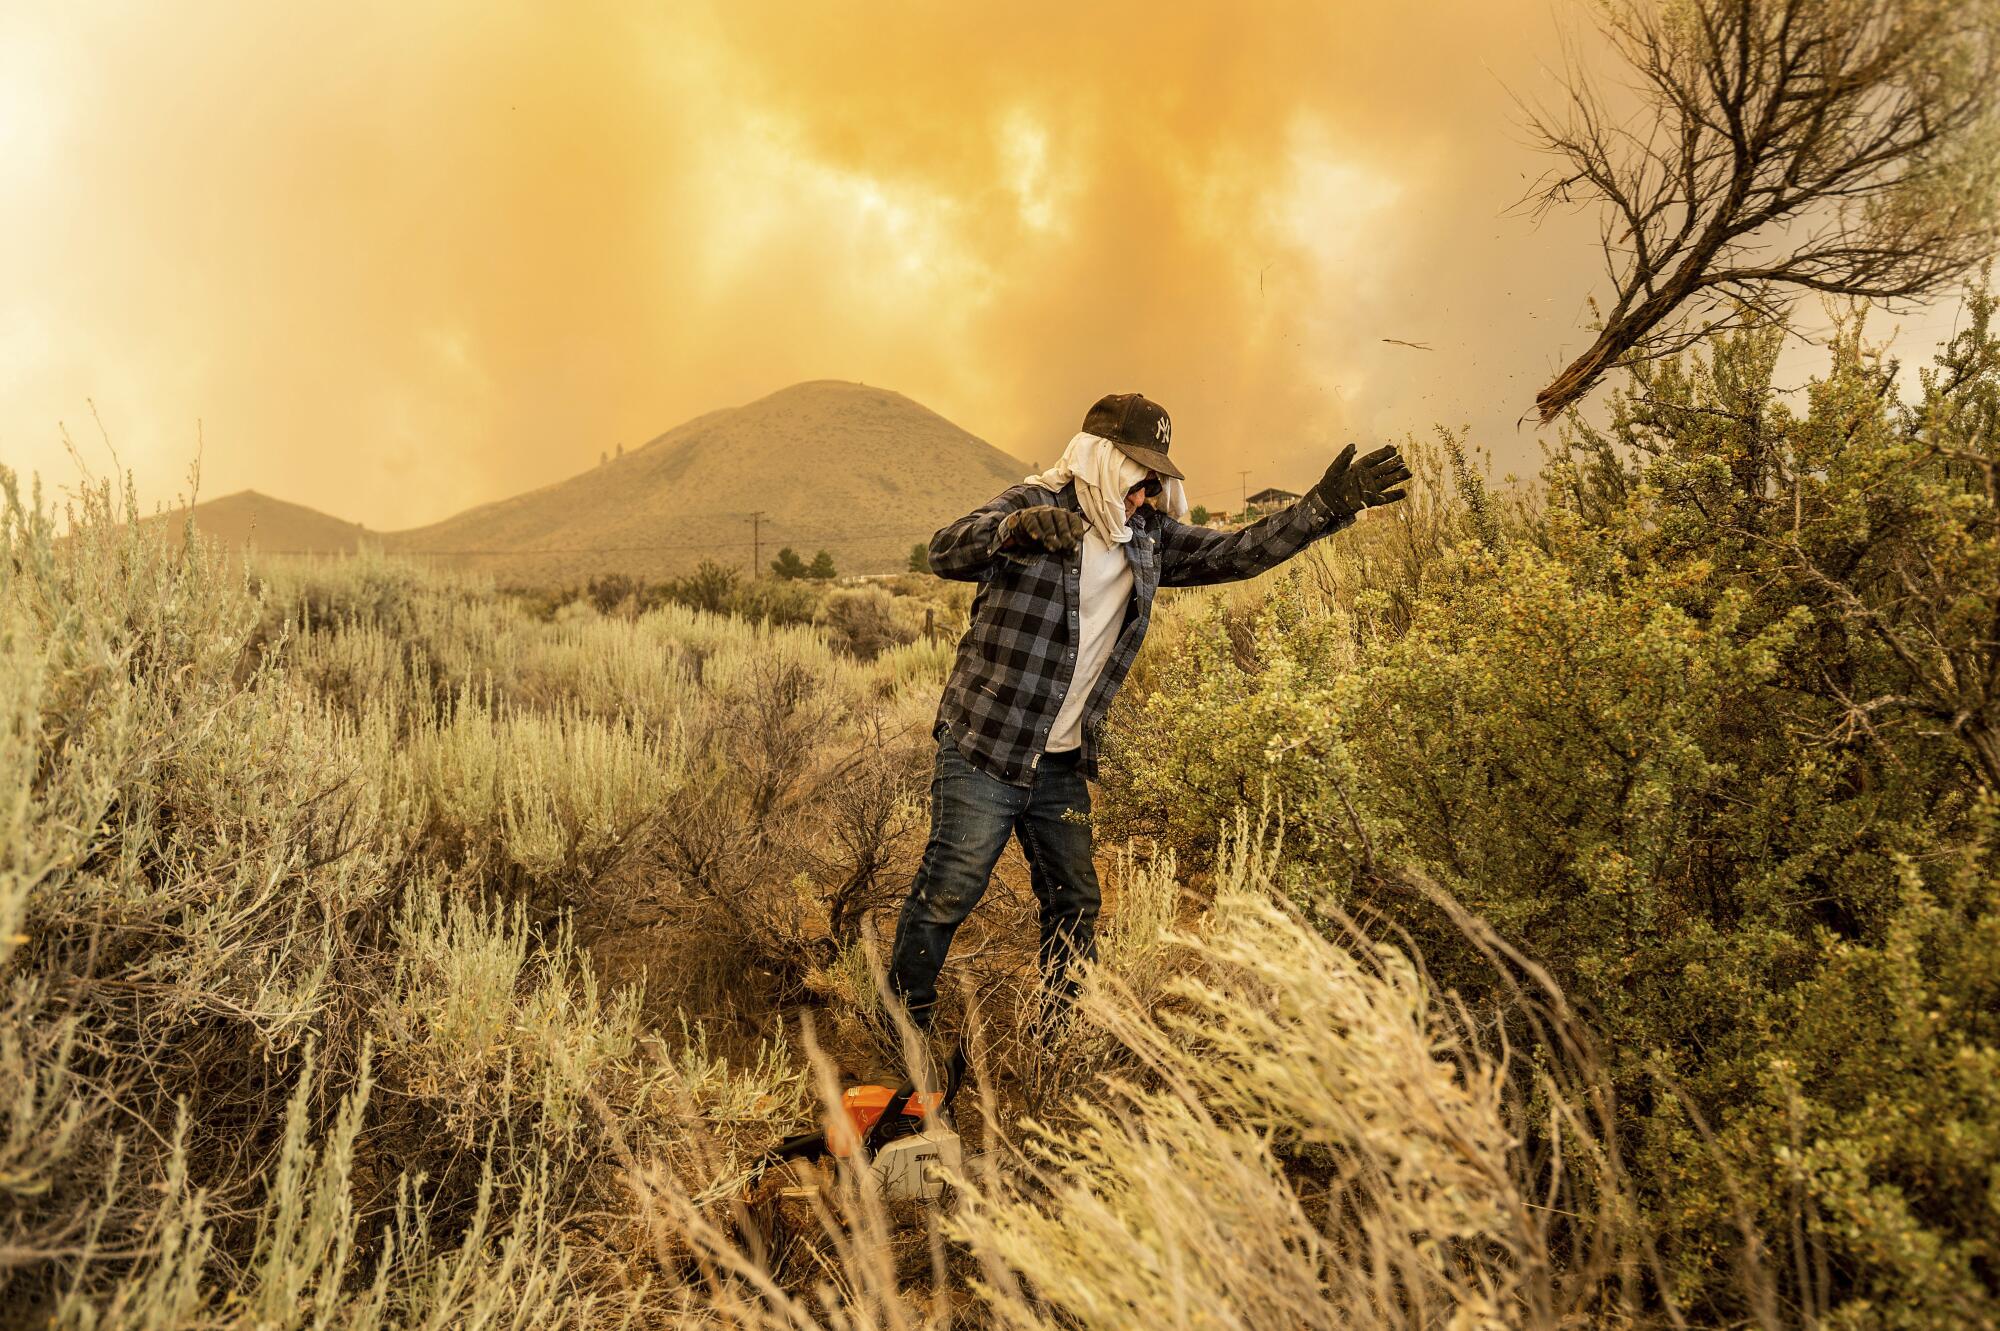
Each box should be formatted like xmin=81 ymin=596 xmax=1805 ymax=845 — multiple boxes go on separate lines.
xmin=1520 ymin=0 xmax=2000 ymax=424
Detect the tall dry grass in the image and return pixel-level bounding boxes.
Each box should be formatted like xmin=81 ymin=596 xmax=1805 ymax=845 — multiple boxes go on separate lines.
xmin=635 ymin=819 xmax=1666 ymax=1330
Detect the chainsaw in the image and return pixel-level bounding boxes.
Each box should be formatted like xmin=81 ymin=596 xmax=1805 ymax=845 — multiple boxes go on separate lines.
xmin=756 ymin=1044 xmax=968 ymax=1203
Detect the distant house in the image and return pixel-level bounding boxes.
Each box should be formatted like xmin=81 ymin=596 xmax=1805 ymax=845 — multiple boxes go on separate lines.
xmin=1233 ymin=486 xmax=1304 ymax=521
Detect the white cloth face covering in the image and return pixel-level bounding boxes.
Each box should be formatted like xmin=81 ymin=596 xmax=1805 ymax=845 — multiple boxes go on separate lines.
xmin=1022 ymin=431 xmax=1191 ymax=542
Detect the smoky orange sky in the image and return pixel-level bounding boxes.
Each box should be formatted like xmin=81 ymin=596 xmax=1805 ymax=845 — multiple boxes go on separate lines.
xmin=0 ymin=1 xmax=1972 ymax=529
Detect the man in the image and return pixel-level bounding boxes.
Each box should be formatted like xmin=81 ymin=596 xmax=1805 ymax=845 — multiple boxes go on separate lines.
xmin=887 ymin=392 xmax=1411 ymax=1037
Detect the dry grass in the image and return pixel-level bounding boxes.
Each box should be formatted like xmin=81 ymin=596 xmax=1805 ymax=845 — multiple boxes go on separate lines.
xmin=632 ymin=819 xmax=1662 ymax=1330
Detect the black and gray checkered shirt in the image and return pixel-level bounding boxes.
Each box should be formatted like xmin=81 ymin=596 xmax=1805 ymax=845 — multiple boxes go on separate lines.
xmin=927 ymin=480 xmax=1355 ymax=785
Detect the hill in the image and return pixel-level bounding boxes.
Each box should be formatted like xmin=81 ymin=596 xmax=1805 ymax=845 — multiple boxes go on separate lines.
xmin=144 ymin=489 xmax=372 ymax=557
xmin=386 ymin=381 xmax=1029 ymax=582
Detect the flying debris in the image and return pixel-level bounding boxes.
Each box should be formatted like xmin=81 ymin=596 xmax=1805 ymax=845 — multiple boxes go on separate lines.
xmin=1381 ymin=338 xmax=1433 ymax=351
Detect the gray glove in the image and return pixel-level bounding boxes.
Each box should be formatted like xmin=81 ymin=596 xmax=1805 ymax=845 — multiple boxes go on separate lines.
xmin=999 ymin=505 xmax=1088 ymax=553
xmin=1313 ymin=443 xmax=1412 ymax=516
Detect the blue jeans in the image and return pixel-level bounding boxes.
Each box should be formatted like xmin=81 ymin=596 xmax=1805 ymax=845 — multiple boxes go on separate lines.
xmin=889 ymin=728 xmax=1101 ymax=1029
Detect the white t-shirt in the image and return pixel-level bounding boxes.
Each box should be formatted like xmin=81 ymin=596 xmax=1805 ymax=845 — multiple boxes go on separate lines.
xmin=1045 ymin=525 xmax=1136 ymax=753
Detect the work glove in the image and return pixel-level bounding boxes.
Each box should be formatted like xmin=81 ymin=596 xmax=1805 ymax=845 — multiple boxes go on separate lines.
xmin=999 ymin=505 xmax=1088 ymax=554
xmin=1312 ymin=443 xmax=1413 ymax=516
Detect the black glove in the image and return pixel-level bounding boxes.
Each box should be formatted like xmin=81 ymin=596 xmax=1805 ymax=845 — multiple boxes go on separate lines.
xmin=1313 ymin=443 xmax=1412 ymax=516
xmin=999 ymin=505 xmax=1089 ymax=553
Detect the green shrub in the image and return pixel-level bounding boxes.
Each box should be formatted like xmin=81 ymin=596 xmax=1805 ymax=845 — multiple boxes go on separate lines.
xmin=653 ymin=557 xmax=740 ymax=613
xmin=729 ymin=574 xmax=823 ymax=626
xmin=1100 ymin=297 xmax=2000 ymax=1325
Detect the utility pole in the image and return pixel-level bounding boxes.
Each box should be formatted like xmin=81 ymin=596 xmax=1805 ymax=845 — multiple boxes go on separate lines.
xmin=746 ymin=511 xmax=766 ymax=574
xmin=1238 ymin=469 xmax=1251 ymax=518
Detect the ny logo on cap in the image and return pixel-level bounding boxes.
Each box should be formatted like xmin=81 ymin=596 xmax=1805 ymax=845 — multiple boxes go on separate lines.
xmin=1155 ymin=416 xmax=1170 ymax=445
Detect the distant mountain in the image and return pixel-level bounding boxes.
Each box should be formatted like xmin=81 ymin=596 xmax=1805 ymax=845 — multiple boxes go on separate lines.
xmin=386 ymin=380 xmax=1030 ymax=582
xmin=140 ymin=382 xmax=1031 ymax=584
xmin=146 ymin=489 xmax=371 ymax=557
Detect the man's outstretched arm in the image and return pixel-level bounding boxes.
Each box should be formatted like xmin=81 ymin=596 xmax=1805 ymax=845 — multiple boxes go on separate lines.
xmin=1160 ymin=442 xmax=1411 ymax=588
xmin=1157 ymin=490 xmax=1353 ymax=587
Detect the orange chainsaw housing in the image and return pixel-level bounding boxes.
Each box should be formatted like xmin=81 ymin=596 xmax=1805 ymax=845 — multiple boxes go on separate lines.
xmin=828 ymin=1084 xmax=946 ymax=1158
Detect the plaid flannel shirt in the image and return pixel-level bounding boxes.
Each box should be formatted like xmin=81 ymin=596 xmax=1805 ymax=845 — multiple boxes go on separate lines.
xmin=927 ymin=480 xmax=1356 ymax=785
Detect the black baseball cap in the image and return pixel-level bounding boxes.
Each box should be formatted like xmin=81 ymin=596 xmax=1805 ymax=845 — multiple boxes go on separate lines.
xmin=1081 ymin=392 xmax=1184 ymax=480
